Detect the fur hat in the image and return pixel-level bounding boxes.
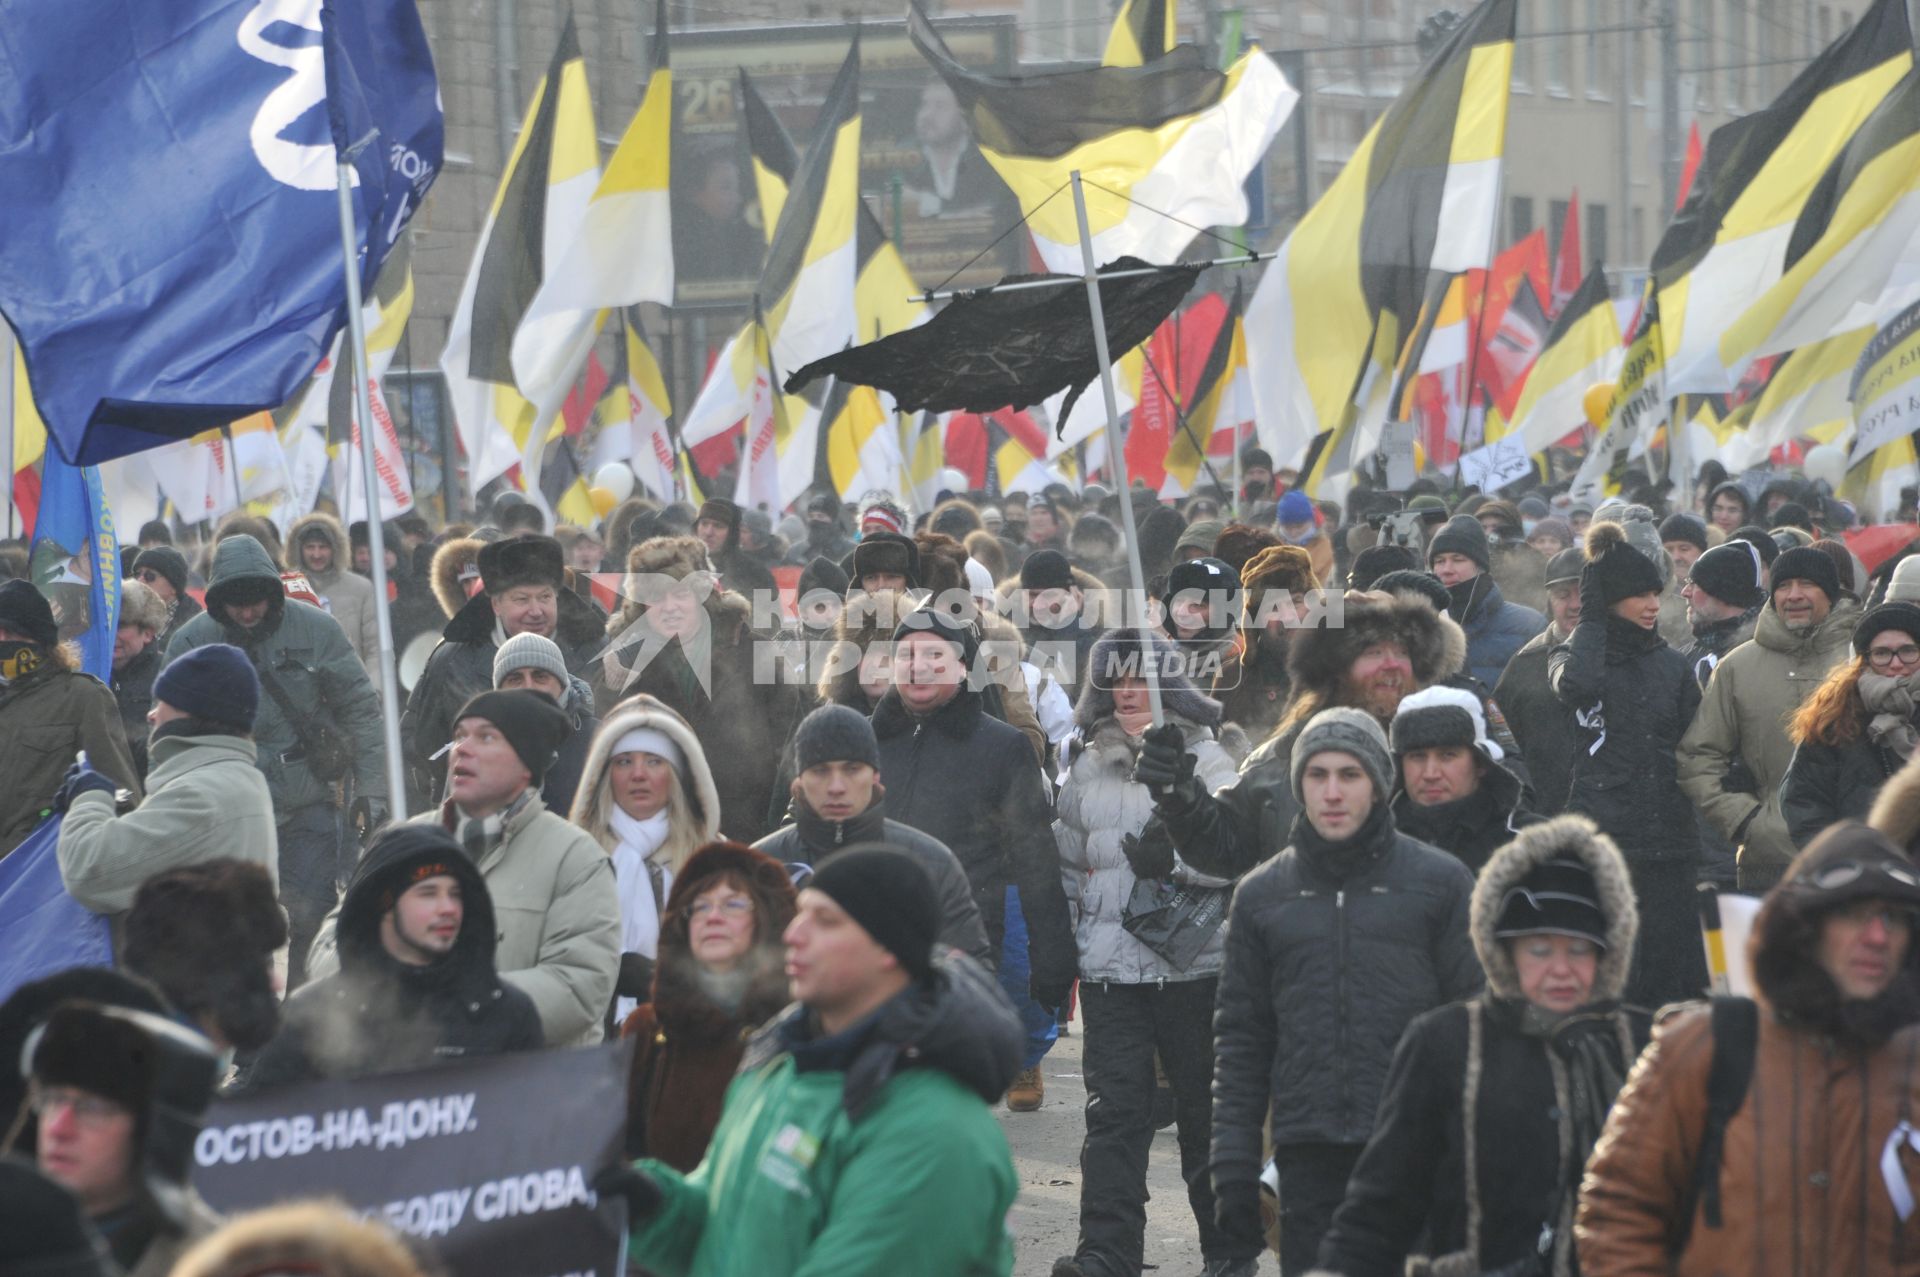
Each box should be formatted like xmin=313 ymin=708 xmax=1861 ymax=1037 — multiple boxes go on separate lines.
xmin=1074 ymin=629 xmax=1223 ymax=732
xmin=696 ymin=498 xmax=742 ymax=533
xmin=117 ymin=579 xmax=169 ymax=635
xmin=0 ymin=968 xmax=168 ymax=1158
xmin=854 ymin=533 xmax=921 ymax=588
xmin=1391 ymin=685 xmax=1503 ymax=763
xmin=477 ymin=534 xmax=565 ymax=596
xmin=1240 ymin=544 xmax=1318 ymax=623
xmin=1286 ymin=588 xmax=1465 ymax=695
xmin=430 ymin=536 xmax=486 ymax=618
xmin=626 ymin=534 xmax=714 ymax=583
xmin=119 ymin=859 xmax=288 ymax=1052
xmin=165 ymin=1202 xmax=433 ymax=1277
xmin=1470 ymin=815 xmax=1638 ymax=1001
xmin=1212 ymin=523 xmax=1282 ymax=575
xmin=1583 ymin=520 xmax=1665 ymax=604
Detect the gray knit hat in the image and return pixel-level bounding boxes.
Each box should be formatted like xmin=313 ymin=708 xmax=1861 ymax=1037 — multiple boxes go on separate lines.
xmin=1290 ymin=707 xmax=1394 ymax=803
xmin=794 ymin=703 xmax=882 ymax=772
xmin=492 ymin=631 xmax=570 ymax=689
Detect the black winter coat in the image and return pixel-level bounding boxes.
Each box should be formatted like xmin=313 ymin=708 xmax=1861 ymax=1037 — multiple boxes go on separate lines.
xmin=1492 ymin=628 xmax=1578 ymax=816
xmin=1317 ymin=998 xmax=1651 ymax=1277
xmin=1549 ymin=616 xmax=1701 ymax=862
xmin=1782 ymin=733 xmax=1907 ymax=850
xmin=111 ymin=645 xmax=162 ymax=781
xmin=871 ymin=685 xmax=1076 ymax=1001
xmin=1211 ymin=805 xmax=1480 ymax=1181
xmin=540 ymin=676 xmax=600 ymax=818
xmin=1389 ymin=760 xmax=1541 ymax=875
xmin=1154 ymin=720 xmax=1305 ymax=882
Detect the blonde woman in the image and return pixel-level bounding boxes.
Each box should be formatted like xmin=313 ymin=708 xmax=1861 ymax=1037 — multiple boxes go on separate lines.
xmin=570 ymin=694 xmax=722 ymax=1021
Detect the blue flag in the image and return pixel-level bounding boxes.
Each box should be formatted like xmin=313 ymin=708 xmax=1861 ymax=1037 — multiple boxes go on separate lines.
xmin=30 ymin=452 xmax=119 ymax=679
xmin=0 ymin=0 xmax=442 ymax=465
xmin=0 ymin=816 xmax=113 ymax=1006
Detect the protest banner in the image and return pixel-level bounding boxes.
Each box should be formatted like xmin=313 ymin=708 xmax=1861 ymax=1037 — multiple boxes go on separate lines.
xmin=195 ymin=1041 xmax=633 ymax=1276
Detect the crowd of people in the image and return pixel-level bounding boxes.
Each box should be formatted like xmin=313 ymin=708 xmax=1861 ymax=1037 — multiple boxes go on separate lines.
xmin=7 ymin=454 xmax=1920 ymax=1276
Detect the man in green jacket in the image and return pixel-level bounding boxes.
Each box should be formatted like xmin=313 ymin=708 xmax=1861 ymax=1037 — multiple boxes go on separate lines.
xmin=612 ymin=846 xmax=1023 ymax=1277
xmin=56 ymin=644 xmax=277 ymax=923
xmin=166 ymin=534 xmax=388 ymax=987
xmin=1678 ymin=545 xmax=1861 ymax=891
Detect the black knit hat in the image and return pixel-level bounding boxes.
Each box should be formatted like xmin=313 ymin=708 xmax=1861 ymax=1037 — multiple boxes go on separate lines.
xmin=0 ymin=1158 xmax=117 ymax=1277
xmin=153 ymin=643 xmax=259 ymax=730
xmin=1240 ymin=445 xmax=1273 ymax=472
xmin=1020 ymin=548 xmax=1076 ymax=592
xmin=454 ymin=689 xmax=571 ymax=781
xmin=798 ymin=555 xmax=850 ymax=600
xmin=1771 ymin=544 xmax=1840 ymax=604
xmin=1583 ymin=522 xmax=1665 ymax=605
xmin=477 ymin=535 xmax=565 ymax=595
xmin=0 ymin=579 xmax=57 ymax=647
xmin=891 ymin=604 xmax=980 ymax=668
xmin=1427 ymin=514 xmax=1491 ymax=574
xmin=1770 ymin=501 xmax=1814 ymax=532
xmin=1348 ymin=542 xmax=1419 ymax=590
xmin=1371 ymin=568 xmax=1450 ymax=614
xmin=131 ymin=545 xmax=189 ymax=595
xmin=1493 ymin=853 xmax=1609 ymax=949
xmin=1545 ymin=546 xmax=1585 ymax=587
xmin=795 ymin=703 xmax=881 ymax=772
xmin=1687 ymin=540 xmax=1768 ymax=608
xmin=1731 ymin=524 xmax=1780 ymax=566
xmin=1854 ymin=602 xmax=1920 ymax=659
xmin=852 ymin=533 xmax=919 ymax=587
xmin=807 ymin=845 xmax=942 ymax=984
xmin=1658 ymin=512 xmax=1709 ymax=551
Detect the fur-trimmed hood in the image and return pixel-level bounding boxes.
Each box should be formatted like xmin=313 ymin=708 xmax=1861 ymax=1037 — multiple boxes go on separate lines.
xmin=1469 ymin=814 xmax=1639 ymax=1002
xmin=430 ymin=536 xmax=485 ymax=619
xmin=1073 ymin=629 xmax=1222 ymax=731
xmin=1870 ymin=750 xmax=1920 ymax=855
xmin=285 ymin=511 xmax=349 ymax=581
xmin=1288 ymin=588 xmax=1467 ymax=693
xmin=571 ymin=693 xmax=723 ymax=839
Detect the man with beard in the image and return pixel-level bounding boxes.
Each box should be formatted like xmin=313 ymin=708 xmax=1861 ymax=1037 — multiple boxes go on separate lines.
xmin=1426 ymin=514 xmax=1544 ymax=687
xmin=1138 ymin=589 xmax=1464 ymax=880
xmin=1493 ymin=547 xmax=1585 ymax=816
xmin=790 ymin=493 xmax=854 ymax=565
xmin=1579 ymin=822 xmax=1920 ymax=1273
xmin=1680 ymin=547 xmax=1861 ymax=891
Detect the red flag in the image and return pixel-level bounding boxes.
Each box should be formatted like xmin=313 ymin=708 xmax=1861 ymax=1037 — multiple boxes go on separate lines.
xmin=1676 ymin=122 xmax=1703 ymax=212
xmin=559 ymin=351 xmax=609 ymax=437
xmin=1551 ymin=192 xmax=1582 ymax=316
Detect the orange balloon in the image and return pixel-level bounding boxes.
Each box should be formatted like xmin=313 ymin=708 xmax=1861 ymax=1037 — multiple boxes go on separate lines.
xmin=589 ymin=486 xmax=617 ymax=517
xmin=1582 ymin=382 xmax=1615 ymax=429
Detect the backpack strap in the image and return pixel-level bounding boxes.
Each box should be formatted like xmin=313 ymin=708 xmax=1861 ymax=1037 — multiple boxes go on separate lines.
xmin=1670 ymin=996 xmax=1758 ymax=1256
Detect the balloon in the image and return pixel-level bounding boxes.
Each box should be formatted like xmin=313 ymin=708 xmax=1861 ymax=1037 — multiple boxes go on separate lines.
xmin=593 ymin=462 xmax=636 ymax=504
xmin=1582 ymin=382 xmax=1615 ymax=429
xmin=1804 ymin=443 xmax=1848 ymax=490
xmin=588 ymin=486 xmax=617 ymax=517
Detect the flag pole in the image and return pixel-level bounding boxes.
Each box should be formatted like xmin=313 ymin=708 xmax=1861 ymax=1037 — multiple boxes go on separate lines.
xmin=1071 ymin=170 xmax=1163 ymax=727
xmin=0 ymin=321 xmax=13 ymax=539
xmin=335 ymin=159 xmax=409 ymax=820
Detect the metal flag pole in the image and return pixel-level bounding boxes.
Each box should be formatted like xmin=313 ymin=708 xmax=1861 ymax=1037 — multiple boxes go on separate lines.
xmin=0 ymin=321 xmax=14 ymax=539
xmin=1071 ymin=169 xmax=1163 ymax=726
xmin=335 ymin=158 xmax=409 ymax=820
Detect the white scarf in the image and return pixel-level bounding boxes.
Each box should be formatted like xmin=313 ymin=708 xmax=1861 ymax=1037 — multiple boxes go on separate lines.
xmin=608 ymin=806 xmax=673 ymax=1022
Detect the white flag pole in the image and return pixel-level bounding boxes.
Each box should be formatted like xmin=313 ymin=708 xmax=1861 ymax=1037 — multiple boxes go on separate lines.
xmin=1071 ymin=170 xmax=1163 ymax=727
xmin=335 ymin=159 xmax=409 ymax=819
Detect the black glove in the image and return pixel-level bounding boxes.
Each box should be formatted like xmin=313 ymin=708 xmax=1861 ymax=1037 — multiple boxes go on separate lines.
xmin=51 ymin=762 xmax=115 ymax=814
xmin=617 ymin=952 xmax=655 ymax=999
xmin=1213 ymin=1175 xmax=1264 ymax=1246
xmin=1122 ymin=831 xmax=1175 ymax=881
xmin=593 ymin=1162 xmax=663 ymax=1222
xmin=350 ymin=795 xmax=390 ymax=842
xmin=1030 ymin=970 xmax=1074 ymax=1016
xmin=1133 ymin=723 xmax=1196 ymax=803
xmin=1578 ymin=561 xmax=1607 ymax=628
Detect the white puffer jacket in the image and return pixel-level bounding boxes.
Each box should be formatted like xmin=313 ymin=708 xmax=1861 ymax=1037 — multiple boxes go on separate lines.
xmin=1054 ymin=712 xmax=1238 ymax=984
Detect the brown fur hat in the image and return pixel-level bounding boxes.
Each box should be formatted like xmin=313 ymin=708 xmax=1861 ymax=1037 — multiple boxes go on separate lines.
xmin=818 ymin=588 xmax=912 ymax=708
xmin=429 ymin=536 xmax=485 ymax=618
xmin=1240 ymin=544 xmax=1319 ymax=621
xmin=1213 ymin=522 xmax=1283 ymax=576
xmin=167 ymin=1202 xmax=433 ymax=1277
xmin=1287 ymin=588 xmax=1464 ymax=694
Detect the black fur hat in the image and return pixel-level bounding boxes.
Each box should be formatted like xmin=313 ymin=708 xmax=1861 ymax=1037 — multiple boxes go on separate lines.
xmin=1286 ymin=589 xmax=1466 ymax=693
xmin=477 ymin=534 xmax=565 ymax=595
xmin=120 ymin=859 xmax=288 ymax=1052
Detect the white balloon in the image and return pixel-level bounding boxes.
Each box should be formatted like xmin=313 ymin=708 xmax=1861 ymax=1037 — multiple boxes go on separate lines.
xmin=1803 ymin=443 xmax=1847 ymax=490
xmin=593 ymin=462 xmax=636 ymax=503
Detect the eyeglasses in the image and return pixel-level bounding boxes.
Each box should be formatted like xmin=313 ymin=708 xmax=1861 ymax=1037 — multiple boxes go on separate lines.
xmin=1869 ymin=645 xmax=1920 ymax=668
xmin=134 ymin=569 xmax=162 ymax=584
xmin=685 ymin=896 xmax=753 ymax=920
xmin=1793 ymin=859 xmax=1920 ymax=891
xmin=28 ymin=1083 xmax=131 ymax=1126
xmin=1828 ymin=900 xmax=1915 ymax=932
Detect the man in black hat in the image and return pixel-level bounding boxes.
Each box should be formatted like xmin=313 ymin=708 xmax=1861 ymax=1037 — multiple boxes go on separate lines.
xmin=249 ymin=826 xmax=543 ymax=1089
xmin=130 ymin=545 xmax=203 ymax=648
xmin=1019 ymin=548 xmax=1103 ymax=701
xmin=1494 ymin=546 xmax=1585 ymax=816
xmin=400 ymin=533 xmax=607 ymax=808
xmin=791 ymin=492 xmax=854 ymax=565
xmin=314 ymin=690 xmax=619 ymax=1047
xmin=1426 ymin=514 xmax=1545 ymax=687
xmin=1657 ymin=512 xmax=1710 ymax=647
xmin=0 ymin=579 xmax=142 ymax=856
xmin=692 ymin=496 xmax=775 ymax=601
xmin=1681 ymin=539 xmax=1769 ymax=688
xmin=851 ymin=532 xmax=920 ymax=594
xmin=16 ymin=1002 xmax=223 ymax=1276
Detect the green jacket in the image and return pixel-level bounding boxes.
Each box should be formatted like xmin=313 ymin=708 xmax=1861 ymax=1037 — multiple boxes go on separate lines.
xmin=631 ymin=959 xmax=1021 ymax=1277
xmin=57 ymin=730 xmax=277 ymax=917
xmin=166 ymin=535 xmax=387 ymax=812
xmin=0 ymin=659 xmax=142 ymax=856
xmin=306 ymin=793 xmax=620 ymax=1046
xmin=1678 ymin=597 xmax=1861 ymax=888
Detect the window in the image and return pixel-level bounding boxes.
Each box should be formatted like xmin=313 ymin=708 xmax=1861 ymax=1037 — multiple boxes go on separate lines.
xmin=1630 ymin=205 xmax=1645 ymax=264
xmin=1548 ymin=199 xmax=1571 ymax=260
xmin=1547 ymin=0 xmax=1572 ymax=93
xmin=1585 ymin=0 xmax=1614 ymax=97
xmin=1511 ymin=195 xmax=1536 ymax=241
xmin=1587 ymin=202 xmax=1610 ymax=272
xmin=1511 ymin=5 xmax=1534 ymax=92
xmin=1693 ymin=0 xmax=1714 ymax=107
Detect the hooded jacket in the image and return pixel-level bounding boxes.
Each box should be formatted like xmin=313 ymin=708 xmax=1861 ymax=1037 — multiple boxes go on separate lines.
xmin=753 ymin=799 xmax=993 ymax=966
xmin=1678 ymin=597 xmax=1862 ymax=887
xmin=400 ymin=574 xmax=606 ymax=802
xmin=1389 ymin=755 xmax=1540 ymax=875
xmin=1448 ymin=574 xmax=1546 ymax=688
xmin=166 ymin=535 xmax=387 ymax=812
xmin=619 ymin=844 xmax=797 ymax=1170
xmin=0 ymin=642 xmax=142 ymax=855
xmin=1211 ymin=798 xmax=1481 ymax=1181
xmin=1153 ymin=590 xmax=1467 ymax=880
xmin=628 ymin=956 xmax=1022 ymax=1277
xmin=1317 ymin=816 xmax=1649 ymax=1277
xmin=57 ymin=726 xmax=277 ymax=919
xmin=286 ymin=513 xmax=379 ymax=671
xmin=248 ymin=831 xmax=543 ymax=1089
xmin=1578 ymin=823 xmax=1920 ymax=1276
